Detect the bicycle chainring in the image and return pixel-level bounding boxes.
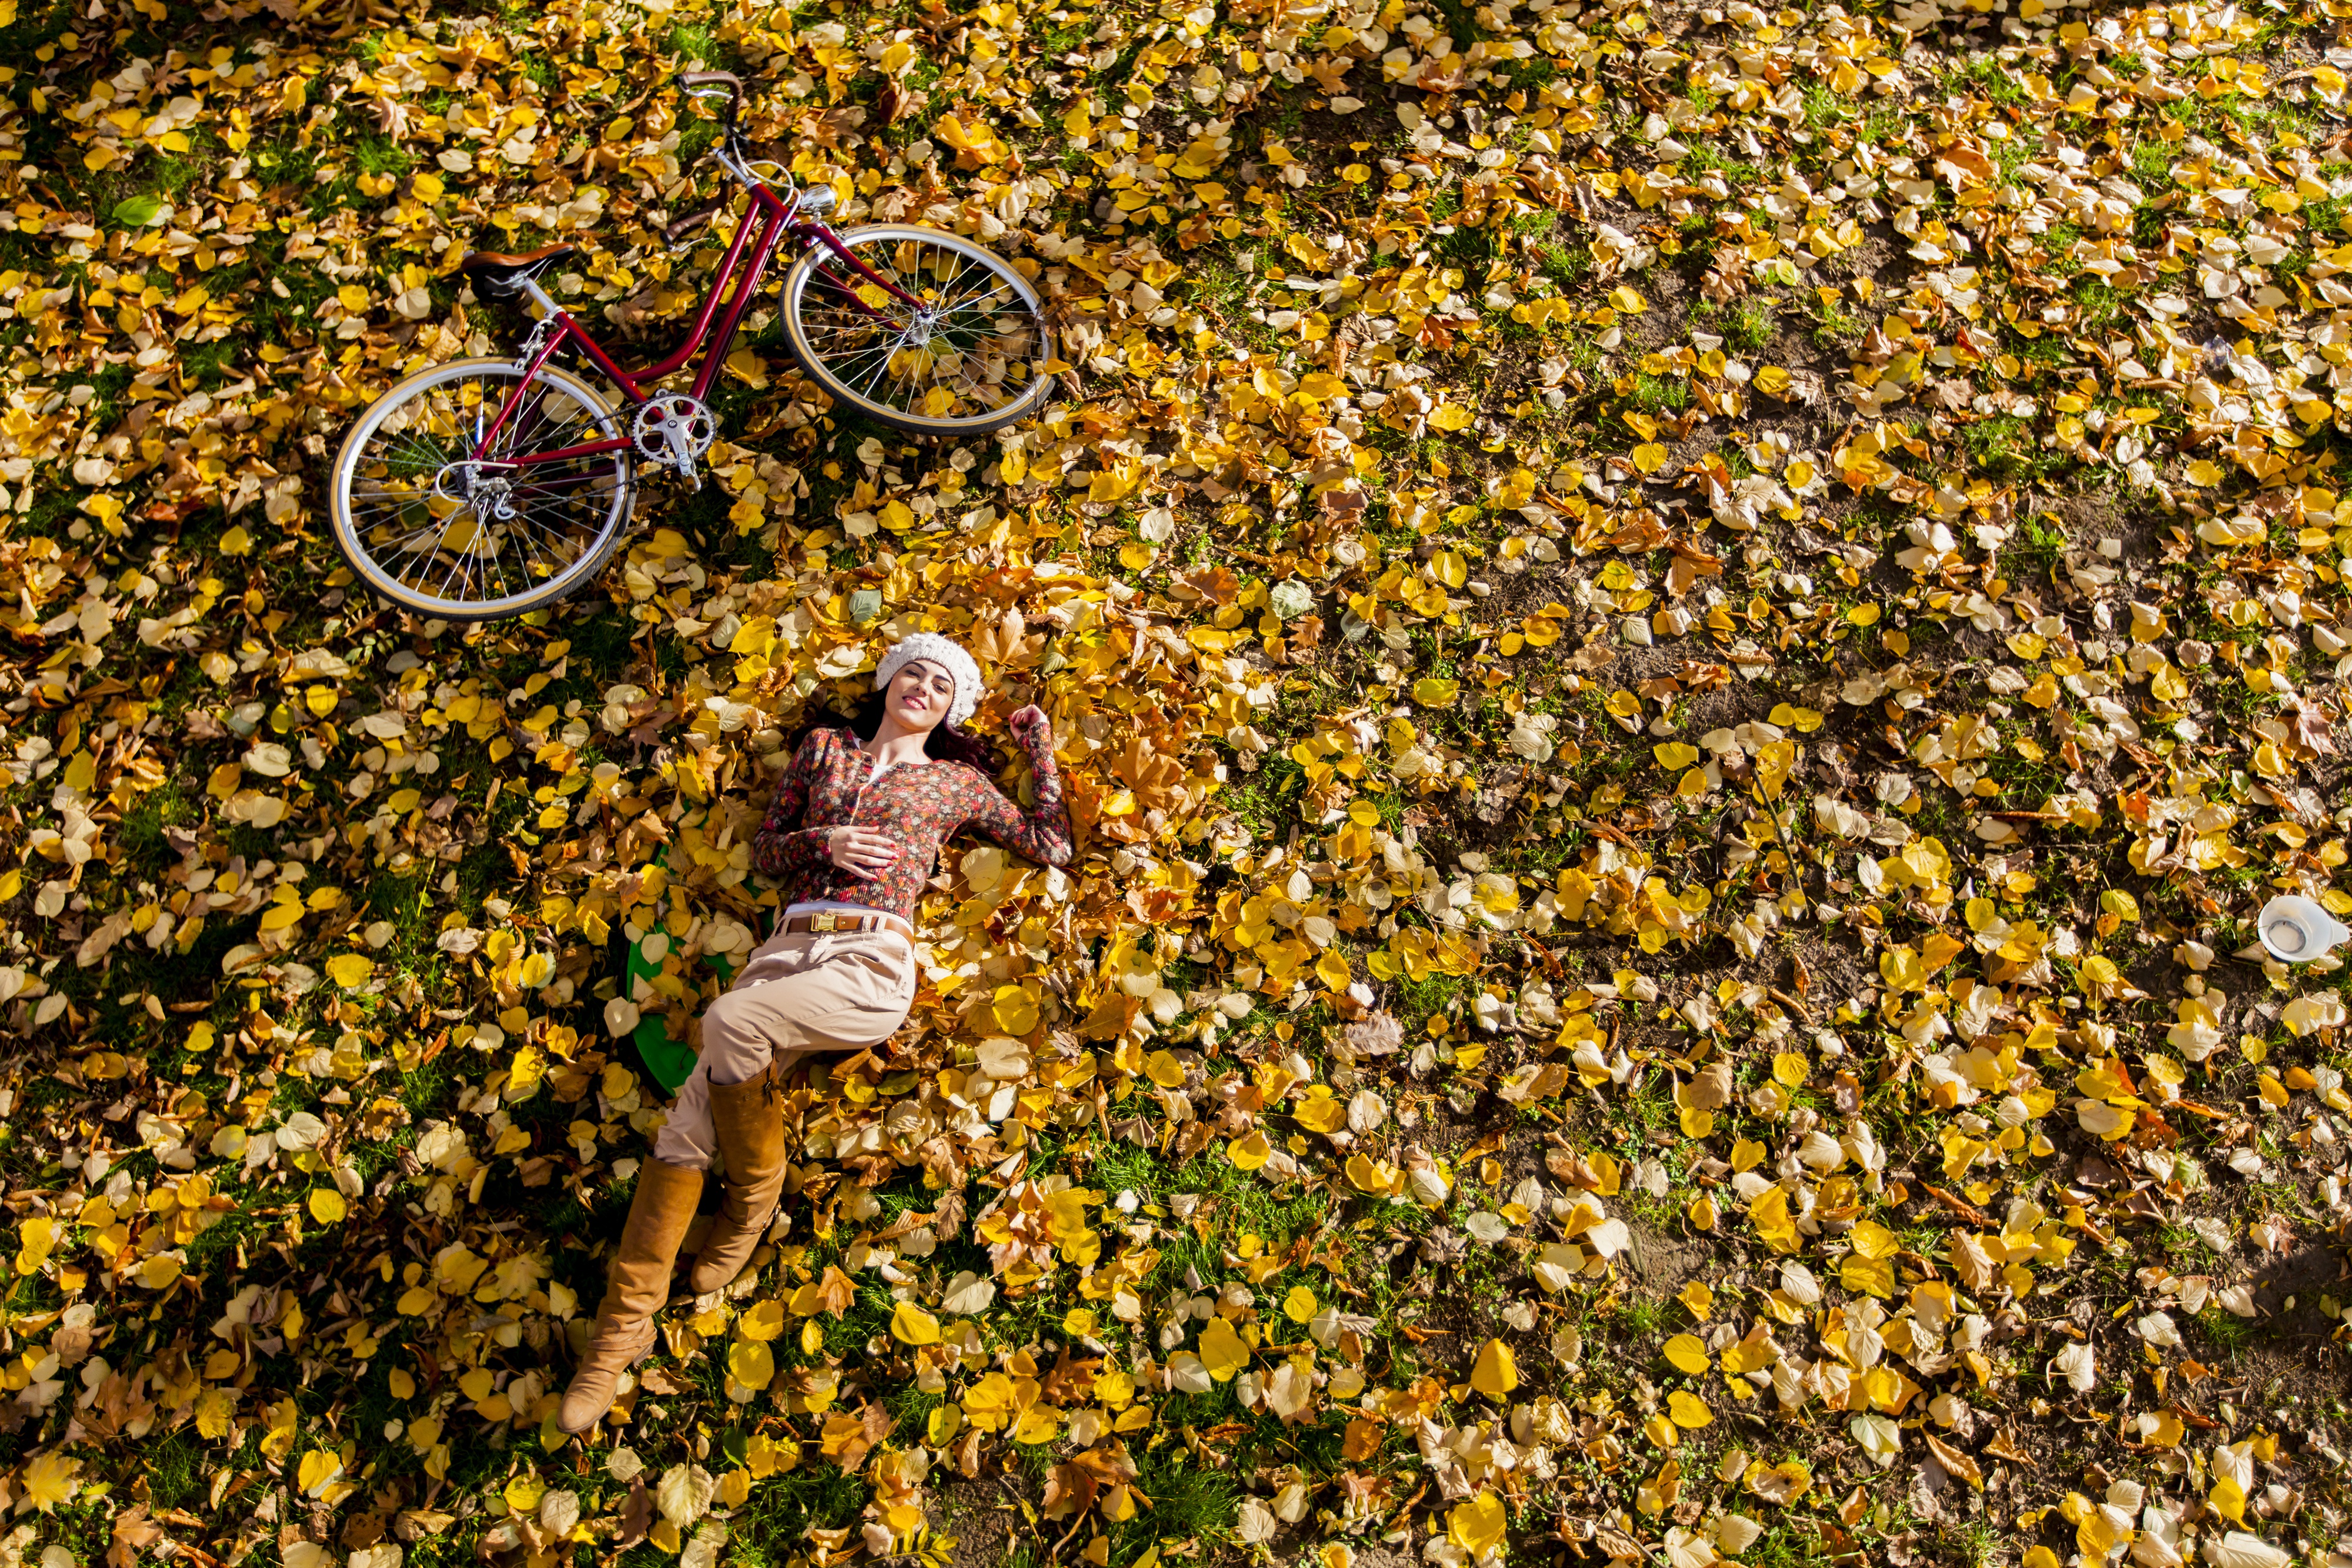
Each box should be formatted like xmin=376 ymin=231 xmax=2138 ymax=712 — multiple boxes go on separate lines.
xmin=632 ymin=394 xmax=719 ymax=483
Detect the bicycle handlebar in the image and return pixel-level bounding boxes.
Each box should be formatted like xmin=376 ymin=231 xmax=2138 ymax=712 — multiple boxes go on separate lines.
xmin=677 ymin=71 xmax=744 ymax=103
xmin=666 ymin=204 xmax=721 ymax=243
xmin=678 ymin=72 xmax=747 ymax=145
xmin=672 ymin=72 xmax=810 ymax=222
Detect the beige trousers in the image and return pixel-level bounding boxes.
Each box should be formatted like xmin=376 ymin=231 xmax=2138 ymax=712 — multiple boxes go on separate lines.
xmin=650 ymin=926 xmax=918 ymax=1171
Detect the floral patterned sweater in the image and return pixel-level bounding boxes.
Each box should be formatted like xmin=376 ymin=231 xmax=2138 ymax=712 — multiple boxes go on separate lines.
xmin=751 ymin=726 xmax=1073 ymax=922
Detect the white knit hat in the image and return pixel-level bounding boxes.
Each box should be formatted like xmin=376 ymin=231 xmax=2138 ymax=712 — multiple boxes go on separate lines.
xmin=873 ymin=633 xmax=982 ymax=728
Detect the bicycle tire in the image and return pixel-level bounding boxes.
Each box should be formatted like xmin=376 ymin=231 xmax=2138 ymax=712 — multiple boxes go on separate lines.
xmin=329 ymin=357 xmax=637 ymax=623
xmin=779 ymin=225 xmax=1057 ymax=437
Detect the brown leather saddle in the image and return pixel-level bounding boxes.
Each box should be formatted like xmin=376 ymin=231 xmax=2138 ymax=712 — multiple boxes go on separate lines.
xmin=458 ymin=241 xmax=577 ymax=298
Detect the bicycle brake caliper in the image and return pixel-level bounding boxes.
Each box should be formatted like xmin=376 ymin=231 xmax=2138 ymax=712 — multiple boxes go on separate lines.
xmin=514 ymin=315 xmax=554 ymax=370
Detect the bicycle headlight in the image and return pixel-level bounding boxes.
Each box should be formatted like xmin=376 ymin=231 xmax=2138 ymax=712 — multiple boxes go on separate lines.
xmin=797 ymin=185 xmax=838 ymax=216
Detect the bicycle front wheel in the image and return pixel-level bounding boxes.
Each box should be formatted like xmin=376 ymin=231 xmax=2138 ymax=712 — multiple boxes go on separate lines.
xmin=329 ymin=358 xmax=636 ymax=623
xmin=781 ymin=226 xmax=1056 ymax=436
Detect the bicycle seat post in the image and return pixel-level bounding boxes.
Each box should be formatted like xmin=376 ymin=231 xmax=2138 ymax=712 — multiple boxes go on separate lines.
xmin=515 ymin=275 xmax=561 ymax=323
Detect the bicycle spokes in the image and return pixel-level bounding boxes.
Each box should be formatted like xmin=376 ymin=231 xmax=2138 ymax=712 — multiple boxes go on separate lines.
xmin=336 ymin=364 xmax=632 ymax=619
xmin=792 ymin=231 xmax=1048 ymax=425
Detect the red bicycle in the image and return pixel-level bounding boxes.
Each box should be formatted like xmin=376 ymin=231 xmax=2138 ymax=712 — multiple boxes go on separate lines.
xmin=328 ymin=72 xmax=1056 ymax=621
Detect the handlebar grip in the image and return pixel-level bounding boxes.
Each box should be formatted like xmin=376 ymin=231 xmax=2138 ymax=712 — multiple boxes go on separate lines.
xmin=666 ymin=204 xmax=721 ymax=242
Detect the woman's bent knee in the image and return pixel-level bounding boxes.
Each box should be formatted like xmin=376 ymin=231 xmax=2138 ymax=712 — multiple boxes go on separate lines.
xmin=651 ymin=1116 xmax=715 ymax=1171
xmin=700 ymin=989 xmax=795 ymax=1084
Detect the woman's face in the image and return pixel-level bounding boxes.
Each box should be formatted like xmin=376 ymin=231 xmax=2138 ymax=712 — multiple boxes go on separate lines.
xmin=884 ymin=659 xmax=957 ymax=734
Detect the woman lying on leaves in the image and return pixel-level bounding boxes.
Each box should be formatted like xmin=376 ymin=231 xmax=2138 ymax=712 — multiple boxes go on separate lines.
xmin=559 ymin=633 xmax=1074 ymax=1435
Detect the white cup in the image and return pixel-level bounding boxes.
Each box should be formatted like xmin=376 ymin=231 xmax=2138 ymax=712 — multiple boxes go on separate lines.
xmin=2257 ymin=894 xmax=2350 ymax=962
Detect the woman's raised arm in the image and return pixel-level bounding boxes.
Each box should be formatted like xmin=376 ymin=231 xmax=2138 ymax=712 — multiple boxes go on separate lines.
xmin=963 ymin=706 xmax=1074 ymax=868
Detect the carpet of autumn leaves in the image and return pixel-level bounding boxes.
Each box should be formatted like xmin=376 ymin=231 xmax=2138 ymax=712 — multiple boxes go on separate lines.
xmin=7 ymin=0 xmax=2352 ymax=1562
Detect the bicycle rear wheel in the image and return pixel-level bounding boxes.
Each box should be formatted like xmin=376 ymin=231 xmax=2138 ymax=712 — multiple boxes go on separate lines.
xmin=780 ymin=225 xmax=1056 ymax=436
xmin=329 ymin=358 xmax=636 ymax=622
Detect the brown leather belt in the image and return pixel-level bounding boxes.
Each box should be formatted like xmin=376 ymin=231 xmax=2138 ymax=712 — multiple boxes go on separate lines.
xmin=781 ymin=910 xmax=910 ymax=939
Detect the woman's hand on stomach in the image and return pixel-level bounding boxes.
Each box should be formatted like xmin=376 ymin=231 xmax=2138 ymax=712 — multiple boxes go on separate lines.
xmin=827 ymin=826 xmax=899 ymax=878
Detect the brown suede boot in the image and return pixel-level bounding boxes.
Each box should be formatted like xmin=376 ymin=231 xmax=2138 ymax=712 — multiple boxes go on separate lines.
xmin=556 ymin=1158 xmax=704 ymax=1435
xmin=687 ymin=1065 xmax=789 ymax=1295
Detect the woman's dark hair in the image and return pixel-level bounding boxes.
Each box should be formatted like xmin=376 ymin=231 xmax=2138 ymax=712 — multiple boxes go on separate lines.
xmin=785 ymin=691 xmax=1003 ymax=772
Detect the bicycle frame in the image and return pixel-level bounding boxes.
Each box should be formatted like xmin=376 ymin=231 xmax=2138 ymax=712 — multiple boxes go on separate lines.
xmin=470 ymin=182 xmax=926 ymax=468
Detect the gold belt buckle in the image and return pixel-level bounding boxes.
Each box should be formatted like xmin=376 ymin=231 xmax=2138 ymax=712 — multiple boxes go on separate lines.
xmin=809 ymin=912 xmax=839 ymax=932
